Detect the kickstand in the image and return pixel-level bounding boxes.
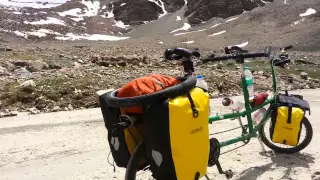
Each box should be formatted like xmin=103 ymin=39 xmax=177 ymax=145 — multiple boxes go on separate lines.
xmin=256 ymin=133 xmax=267 ymax=153
xmin=215 ymin=160 xmax=234 ymax=179
xmin=204 ymin=174 xmax=210 ymax=180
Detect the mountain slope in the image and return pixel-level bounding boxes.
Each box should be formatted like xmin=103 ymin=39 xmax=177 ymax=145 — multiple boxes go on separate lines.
xmin=0 ymin=0 xmax=319 ymax=52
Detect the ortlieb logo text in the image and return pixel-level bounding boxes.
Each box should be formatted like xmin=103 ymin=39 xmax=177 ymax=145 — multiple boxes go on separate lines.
xmin=190 ymin=126 xmax=203 ymax=134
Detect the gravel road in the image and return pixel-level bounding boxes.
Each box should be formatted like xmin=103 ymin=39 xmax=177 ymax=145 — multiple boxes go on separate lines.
xmin=1 ymin=89 xmax=319 ymax=180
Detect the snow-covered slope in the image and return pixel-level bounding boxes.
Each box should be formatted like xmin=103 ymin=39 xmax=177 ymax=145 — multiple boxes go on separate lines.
xmin=0 ymin=0 xmax=131 ymax=41
xmin=0 ymin=0 xmax=319 ymax=48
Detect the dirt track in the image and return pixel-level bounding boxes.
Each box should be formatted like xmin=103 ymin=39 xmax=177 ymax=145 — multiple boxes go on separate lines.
xmin=0 ymin=89 xmax=319 ymax=180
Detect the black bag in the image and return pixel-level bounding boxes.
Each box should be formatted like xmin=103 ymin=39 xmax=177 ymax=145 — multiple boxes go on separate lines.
xmin=99 ymin=93 xmax=131 ymax=167
xmin=99 ymin=93 xmax=147 ymax=169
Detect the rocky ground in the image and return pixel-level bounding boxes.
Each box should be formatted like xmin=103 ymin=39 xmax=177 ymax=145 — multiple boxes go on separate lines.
xmin=1 ymin=40 xmax=320 ymax=116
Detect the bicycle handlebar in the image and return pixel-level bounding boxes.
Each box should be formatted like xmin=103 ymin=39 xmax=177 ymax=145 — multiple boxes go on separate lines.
xmin=201 ymin=46 xmax=271 ymax=63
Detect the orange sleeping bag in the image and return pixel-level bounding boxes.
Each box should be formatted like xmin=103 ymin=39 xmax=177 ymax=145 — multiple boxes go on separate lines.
xmin=117 ymin=74 xmax=180 ymax=114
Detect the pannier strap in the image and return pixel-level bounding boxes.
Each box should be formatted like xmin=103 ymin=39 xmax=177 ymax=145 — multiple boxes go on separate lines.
xmin=287 ymin=105 xmax=292 ymax=124
xmin=186 ymin=91 xmax=199 ymax=118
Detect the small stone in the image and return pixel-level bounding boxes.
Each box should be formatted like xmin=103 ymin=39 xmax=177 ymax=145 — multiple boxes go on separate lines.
xmin=300 ymin=72 xmax=308 ymax=80
xmin=59 ymin=67 xmax=70 ymax=73
xmin=77 ymin=59 xmax=85 ymax=64
xmin=0 ymin=66 xmax=9 ymax=75
xmin=68 ymin=104 xmax=74 ymax=110
xmin=74 ymin=62 xmax=81 ymax=69
xmin=49 ymin=63 xmax=62 ymax=69
xmin=236 ymin=66 xmax=240 ymax=69
xmin=52 ymin=106 xmax=61 ymax=112
xmin=14 ymin=67 xmax=31 ymax=76
xmin=13 ymin=61 xmax=30 ymax=67
xmin=210 ymin=91 xmax=219 ymax=98
xmin=20 ymin=80 xmax=36 ymax=89
xmin=3 ymin=62 xmax=15 ymax=71
xmin=288 ymin=76 xmax=294 ymax=83
xmin=258 ymin=71 xmax=264 ymax=75
xmin=117 ymin=60 xmax=127 ymax=67
xmin=28 ymin=107 xmax=40 ymax=114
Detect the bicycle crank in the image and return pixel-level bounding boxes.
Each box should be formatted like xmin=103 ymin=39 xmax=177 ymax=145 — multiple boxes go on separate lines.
xmin=208 ymin=138 xmax=234 ymax=179
xmin=208 ymin=138 xmax=220 ymax=167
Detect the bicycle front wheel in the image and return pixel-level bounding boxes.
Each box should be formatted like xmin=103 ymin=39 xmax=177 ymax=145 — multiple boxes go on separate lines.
xmin=259 ymin=116 xmax=313 ymax=154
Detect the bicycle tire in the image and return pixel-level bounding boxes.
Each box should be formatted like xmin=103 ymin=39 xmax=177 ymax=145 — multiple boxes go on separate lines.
xmin=105 ymin=76 xmax=197 ymax=108
xmin=125 ymin=141 xmax=148 ymax=180
xmin=259 ymin=116 xmax=313 ymax=154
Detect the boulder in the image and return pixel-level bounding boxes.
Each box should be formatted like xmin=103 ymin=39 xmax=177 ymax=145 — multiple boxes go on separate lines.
xmin=20 ymin=80 xmax=36 ymax=90
xmin=27 ymin=60 xmax=49 ymax=72
xmin=300 ymin=72 xmax=308 ymax=80
xmin=0 ymin=66 xmax=9 ymax=75
xmin=2 ymin=62 xmax=16 ymax=72
xmin=113 ymin=0 xmax=163 ymax=25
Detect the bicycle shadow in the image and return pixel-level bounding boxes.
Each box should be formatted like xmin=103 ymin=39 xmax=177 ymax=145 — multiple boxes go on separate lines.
xmin=234 ymin=151 xmax=315 ymax=180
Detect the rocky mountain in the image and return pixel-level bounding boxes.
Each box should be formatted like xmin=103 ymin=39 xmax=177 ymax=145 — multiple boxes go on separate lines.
xmin=1 ymin=0 xmax=320 ymax=115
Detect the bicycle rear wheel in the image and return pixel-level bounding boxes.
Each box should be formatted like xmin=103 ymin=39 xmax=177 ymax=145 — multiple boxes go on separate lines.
xmin=259 ymin=116 xmax=313 ymax=154
xmin=125 ymin=141 xmax=154 ymax=180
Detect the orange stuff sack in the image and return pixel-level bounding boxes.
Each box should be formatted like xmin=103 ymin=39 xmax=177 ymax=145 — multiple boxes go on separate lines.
xmin=117 ymin=74 xmax=180 ymax=114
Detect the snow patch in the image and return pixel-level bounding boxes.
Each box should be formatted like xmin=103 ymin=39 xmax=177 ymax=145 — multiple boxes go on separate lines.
xmin=0 ymin=0 xmax=69 ymax=8
xmin=174 ymin=29 xmax=206 ymax=36
xmin=226 ymin=17 xmax=238 ymax=23
xmin=113 ymin=21 xmax=130 ymax=29
xmin=24 ymin=17 xmax=66 ymax=26
xmin=12 ymin=11 xmax=22 ymax=15
xmin=176 ymin=16 xmax=181 ymax=21
xmin=36 ymin=29 xmax=61 ymax=35
xmin=234 ymin=41 xmax=249 ymax=48
xmin=292 ymin=18 xmax=305 ymax=26
xmin=81 ymin=0 xmax=100 ymax=17
xmin=182 ymin=40 xmax=194 ymax=44
xmin=211 ymin=23 xmax=221 ymax=28
xmin=120 ymin=3 xmax=126 ymax=6
xmin=14 ymin=31 xmax=28 ymax=38
xmin=106 ymin=4 xmax=114 ymax=18
xmin=57 ymin=8 xmax=82 ymax=17
xmin=299 ymin=8 xmax=316 ymax=17
xmin=55 ymin=33 xmax=130 ymax=41
xmin=70 ymin=17 xmax=84 ymax=22
xmin=184 ymin=0 xmax=188 ymax=5
xmin=209 ymin=30 xmax=226 ymax=36
xmin=4 ymin=28 xmax=62 ymax=39
xmin=149 ymin=0 xmax=167 ymax=18
xmin=170 ymin=23 xmax=191 ymax=33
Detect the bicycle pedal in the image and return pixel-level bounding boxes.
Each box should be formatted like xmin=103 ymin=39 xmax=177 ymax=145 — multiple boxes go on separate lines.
xmin=225 ymin=170 xmax=234 ymax=179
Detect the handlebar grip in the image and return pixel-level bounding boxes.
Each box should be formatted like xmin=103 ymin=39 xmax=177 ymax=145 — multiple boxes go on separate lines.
xmin=172 ymin=48 xmax=193 ymax=58
xmin=242 ymin=52 xmax=267 ymax=58
xmin=284 ymin=45 xmax=293 ymax=50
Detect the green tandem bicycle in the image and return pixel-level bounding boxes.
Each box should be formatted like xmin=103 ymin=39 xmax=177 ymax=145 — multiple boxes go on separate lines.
xmin=104 ymin=45 xmax=313 ymax=180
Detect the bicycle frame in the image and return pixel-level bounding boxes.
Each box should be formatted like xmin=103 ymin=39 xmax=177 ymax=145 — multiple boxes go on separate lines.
xmin=209 ymin=60 xmax=279 ymax=148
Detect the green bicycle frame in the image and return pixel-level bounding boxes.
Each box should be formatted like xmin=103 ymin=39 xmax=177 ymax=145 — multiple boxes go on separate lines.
xmin=208 ymin=61 xmax=278 ymax=148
